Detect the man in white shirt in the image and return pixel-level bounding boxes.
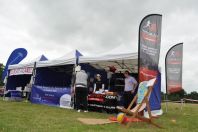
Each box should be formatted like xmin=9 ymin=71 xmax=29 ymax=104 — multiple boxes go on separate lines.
xmin=123 ymin=70 xmax=138 ymax=109
xmin=75 ymin=70 xmax=88 ymax=112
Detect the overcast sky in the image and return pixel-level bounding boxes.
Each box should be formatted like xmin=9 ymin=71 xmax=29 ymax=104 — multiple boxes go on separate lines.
xmin=0 ymin=0 xmax=197 ymax=93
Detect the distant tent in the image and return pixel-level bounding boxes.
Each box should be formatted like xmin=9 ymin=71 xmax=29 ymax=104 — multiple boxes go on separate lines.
xmin=6 ymin=55 xmax=48 ymax=90
xmin=8 ymin=55 xmax=48 ymax=70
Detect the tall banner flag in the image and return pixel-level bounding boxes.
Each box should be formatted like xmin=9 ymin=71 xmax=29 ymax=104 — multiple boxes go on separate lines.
xmin=75 ymin=50 xmax=83 ymax=65
xmin=165 ymin=43 xmax=183 ymax=94
xmin=138 ymin=14 xmax=162 ymax=82
xmin=2 ymin=48 xmax=27 ymax=81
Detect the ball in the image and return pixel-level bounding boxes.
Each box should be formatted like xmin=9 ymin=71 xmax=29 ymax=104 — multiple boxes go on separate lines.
xmin=117 ymin=113 xmax=127 ymax=124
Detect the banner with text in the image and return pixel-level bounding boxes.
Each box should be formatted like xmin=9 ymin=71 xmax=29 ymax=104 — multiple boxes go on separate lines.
xmin=9 ymin=67 xmax=33 ymax=76
xmin=166 ymin=43 xmax=183 ymax=94
xmin=30 ymin=85 xmax=72 ymax=108
xmin=138 ymin=14 xmax=162 ymax=82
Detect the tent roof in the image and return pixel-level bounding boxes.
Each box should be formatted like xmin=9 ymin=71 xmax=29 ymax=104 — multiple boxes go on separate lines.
xmin=9 ymin=47 xmax=138 ymax=73
xmin=100 ymin=44 xmax=133 ymax=55
xmin=79 ymin=52 xmax=138 ymax=73
xmin=36 ymin=52 xmax=138 ymax=73
xmin=8 ymin=50 xmax=82 ymax=69
xmin=35 ymin=51 xmax=138 ymax=73
xmin=36 ymin=58 xmax=75 ymax=68
xmin=8 ymin=55 xmax=48 ymax=70
xmin=35 ymin=50 xmax=81 ymax=68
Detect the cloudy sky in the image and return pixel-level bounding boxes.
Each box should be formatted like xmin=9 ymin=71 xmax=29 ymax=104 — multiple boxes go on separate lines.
xmin=0 ymin=0 xmax=197 ymax=93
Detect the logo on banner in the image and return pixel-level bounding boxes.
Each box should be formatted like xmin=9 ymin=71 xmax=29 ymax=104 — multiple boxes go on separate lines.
xmin=169 ymin=51 xmax=182 ymax=57
xmin=167 ymin=50 xmax=182 ymax=65
xmin=32 ymin=93 xmax=42 ymax=101
xmin=60 ymin=94 xmax=72 ymax=108
xmin=141 ymin=20 xmax=158 ymax=43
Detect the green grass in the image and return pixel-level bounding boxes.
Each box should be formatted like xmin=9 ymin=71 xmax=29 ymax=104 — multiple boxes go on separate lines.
xmin=0 ymin=98 xmax=197 ymax=132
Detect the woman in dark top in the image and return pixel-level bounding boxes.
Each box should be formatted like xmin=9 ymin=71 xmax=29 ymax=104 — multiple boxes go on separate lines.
xmin=93 ymin=74 xmax=105 ymax=93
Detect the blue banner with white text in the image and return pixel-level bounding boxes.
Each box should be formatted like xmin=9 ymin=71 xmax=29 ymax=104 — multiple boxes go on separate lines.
xmin=30 ymin=85 xmax=72 ymax=108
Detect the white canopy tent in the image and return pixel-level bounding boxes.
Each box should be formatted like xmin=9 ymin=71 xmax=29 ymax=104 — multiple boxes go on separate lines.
xmin=32 ymin=45 xmax=138 ymax=73
xmin=8 ymin=55 xmax=48 ymax=70
xmin=34 ymin=52 xmax=138 ymax=73
xmin=79 ymin=52 xmax=138 ymax=73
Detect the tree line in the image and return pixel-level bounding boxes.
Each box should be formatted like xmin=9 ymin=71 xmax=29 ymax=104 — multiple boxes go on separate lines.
xmin=161 ymin=89 xmax=198 ymax=101
xmin=0 ymin=63 xmax=4 ymax=86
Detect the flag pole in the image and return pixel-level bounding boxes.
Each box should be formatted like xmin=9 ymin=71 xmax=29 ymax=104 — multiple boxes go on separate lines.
xmin=165 ymin=47 xmax=169 ymax=113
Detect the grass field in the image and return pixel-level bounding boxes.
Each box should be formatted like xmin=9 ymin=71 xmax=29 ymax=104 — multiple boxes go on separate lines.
xmin=0 ymin=99 xmax=197 ymax=132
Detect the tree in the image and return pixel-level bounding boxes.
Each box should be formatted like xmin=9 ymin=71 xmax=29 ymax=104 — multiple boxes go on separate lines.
xmin=168 ymin=89 xmax=187 ymax=101
xmin=0 ymin=63 xmax=4 ymax=86
xmin=186 ymin=91 xmax=198 ymax=100
xmin=161 ymin=91 xmax=166 ymax=100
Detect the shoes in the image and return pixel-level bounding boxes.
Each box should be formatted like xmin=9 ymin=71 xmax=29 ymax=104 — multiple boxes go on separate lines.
xmin=77 ymin=110 xmax=88 ymax=112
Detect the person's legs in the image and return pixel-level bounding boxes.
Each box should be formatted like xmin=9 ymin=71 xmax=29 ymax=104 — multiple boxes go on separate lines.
xmin=124 ymin=92 xmax=133 ymax=109
xmin=82 ymin=88 xmax=88 ymax=111
xmin=75 ymin=87 xmax=81 ymax=110
xmin=126 ymin=92 xmax=131 ymax=108
xmin=131 ymin=94 xmax=136 ymax=109
xmin=123 ymin=92 xmax=128 ymax=109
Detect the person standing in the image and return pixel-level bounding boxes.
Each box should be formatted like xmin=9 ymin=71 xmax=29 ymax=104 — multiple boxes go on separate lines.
xmin=93 ymin=74 xmax=105 ymax=93
xmin=75 ymin=70 xmax=88 ymax=112
xmin=123 ymin=70 xmax=138 ymax=109
xmin=107 ymin=66 xmax=117 ymax=91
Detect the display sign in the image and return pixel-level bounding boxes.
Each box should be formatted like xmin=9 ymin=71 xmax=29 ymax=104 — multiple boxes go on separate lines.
xmin=30 ymin=85 xmax=72 ymax=108
xmin=88 ymin=93 xmax=118 ymax=113
xmin=166 ymin=43 xmax=183 ymax=94
xmin=2 ymin=48 xmax=27 ymax=80
xmin=9 ymin=67 xmax=33 ymax=76
xmin=138 ymin=14 xmax=162 ymax=82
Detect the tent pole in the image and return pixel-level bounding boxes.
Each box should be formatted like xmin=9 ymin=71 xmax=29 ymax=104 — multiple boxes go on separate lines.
xmin=32 ymin=62 xmax=37 ymax=85
xmin=3 ymin=72 xmax=8 ymax=101
xmin=26 ymin=62 xmax=36 ymax=102
xmin=165 ymin=93 xmax=168 ymax=113
xmin=165 ymin=48 xmax=168 ymax=113
xmin=72 ymin=64 xmax=76 ymax=109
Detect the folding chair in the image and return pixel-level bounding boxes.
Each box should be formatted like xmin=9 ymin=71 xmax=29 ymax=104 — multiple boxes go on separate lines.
xmin=117 ymin=78 xmax=162 ymax=128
